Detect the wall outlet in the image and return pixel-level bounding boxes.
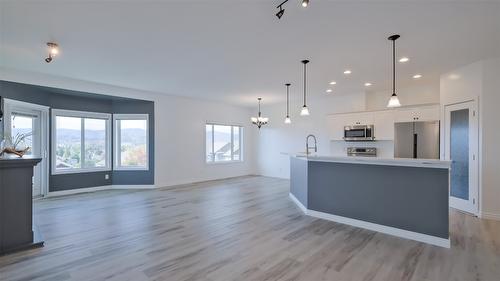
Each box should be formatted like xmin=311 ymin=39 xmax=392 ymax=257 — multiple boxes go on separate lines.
xmin=105 ymin=174 xmax=110 ymax=180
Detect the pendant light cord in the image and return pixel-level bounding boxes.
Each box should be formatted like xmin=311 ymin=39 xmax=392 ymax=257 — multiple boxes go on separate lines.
xmin=286 ymin=84 xmax=290 ymax=116
xmin=393 ymin=39 xmax=396 ymax=95
xmin=303 ymin=63 xmax=307 ymax=106
xmin=258 ymin=98 xmax=261 ymax=117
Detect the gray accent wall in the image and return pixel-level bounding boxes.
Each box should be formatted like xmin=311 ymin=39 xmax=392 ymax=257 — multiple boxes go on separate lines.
xmin=111 ymin=100 xmax=155 ymax=185
xmin=0 ymin=80 xmax=155 ymax=191
xmin=290 ymin=159 xmax=449 ymax=239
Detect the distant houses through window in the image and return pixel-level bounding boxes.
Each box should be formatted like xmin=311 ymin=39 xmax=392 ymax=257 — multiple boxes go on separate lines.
xmin=206 ymin=123 xmax=242 ymax=163
xmin=51 ymin=109 xmax=111 ymax=174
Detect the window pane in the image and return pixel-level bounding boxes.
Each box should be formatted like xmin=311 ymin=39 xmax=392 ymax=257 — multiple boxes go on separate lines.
xmin=55 ymin=116 xmax=82 ymax=169
xmin=213 ymin=125 xmax=232 ymax=162
xmin=11 ymin=114 xmax=34 ymax=155
xmin=206 ymin=124 xmax=213 ymax=162
xmin=119 ymin=119 xmax=147 ymax=167
xmin=84 ymin=118 xmax=106 ymax=168
xmin=232 ymin=126 xmax=240 ymax=161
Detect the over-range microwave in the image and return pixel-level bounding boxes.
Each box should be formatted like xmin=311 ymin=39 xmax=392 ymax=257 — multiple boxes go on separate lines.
xmin=343 ymin=125 xmax=375 ymax=141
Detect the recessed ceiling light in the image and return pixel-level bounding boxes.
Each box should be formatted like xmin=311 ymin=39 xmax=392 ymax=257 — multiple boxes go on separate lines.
xmin=329 ymin=81 xmax=337 ymax=85
xmin=413 ymin=74 xmax=422 ymax=79
xmin=364 ymin=82 xmax=372 ymax=87
xmin=326 ymin=89 xmax=333 ymax=93
xmin=302 ymin=0 xmax=309 ymax=7
xmin=399 ymin=57 xmax=409 ymax=63
xmin=343 ymin=70 xmax=352 ymax=75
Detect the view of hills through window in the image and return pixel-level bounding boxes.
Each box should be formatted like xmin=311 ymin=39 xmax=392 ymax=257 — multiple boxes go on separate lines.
xmin=10 ymin=114 xmax=34 ymax=155
xmin=117 ymin=119 xmax=147 ymax=167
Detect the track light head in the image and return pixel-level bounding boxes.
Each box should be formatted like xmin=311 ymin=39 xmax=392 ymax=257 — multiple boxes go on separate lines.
xmin=45 ymin=42 xmax=59 ymax=63
xmin=276 ymin=6 xmax=285 ymax=19
xmin=302 ymin=0 xmax=309 ymax=7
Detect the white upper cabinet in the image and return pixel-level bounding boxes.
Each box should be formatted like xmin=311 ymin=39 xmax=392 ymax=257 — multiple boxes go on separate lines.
xmin=345 ymin=112 xmax=374 ymax=126
xmin=328 ymin=112 xmax=375 ymax=141
xmin=395 ymin=105 xmax=440 ymax=122
xmin=328 ymin=104 xmax=439 ymax=141
xmin=328 ymin=114 xmax=350 ymax=141
xmin=373 ymin=110 xmax=395 ymax=140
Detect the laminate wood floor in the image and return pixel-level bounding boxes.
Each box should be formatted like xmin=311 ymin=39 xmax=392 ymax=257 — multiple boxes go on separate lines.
xmin=1 ymin=176 xmax=499 ymax=281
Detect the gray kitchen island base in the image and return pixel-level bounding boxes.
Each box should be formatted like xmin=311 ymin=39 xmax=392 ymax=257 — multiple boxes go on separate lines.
xmin=290 ymin=156 xmax=451 ymax=248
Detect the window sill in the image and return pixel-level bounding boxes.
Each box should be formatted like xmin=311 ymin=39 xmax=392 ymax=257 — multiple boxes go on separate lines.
xmin=114 ymin=166 xmax=149 ymax=171
xmin=52 ymin=167 xmax=111 ymax=175
xmin=206 ymin=160 xmax=244 ymax=165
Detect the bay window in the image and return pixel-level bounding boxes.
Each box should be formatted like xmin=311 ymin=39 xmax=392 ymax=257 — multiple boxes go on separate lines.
xmin=113 ymin=114 xmax=149 ymax=170
xmin=52 ymin=109 xmax=111 ymax=174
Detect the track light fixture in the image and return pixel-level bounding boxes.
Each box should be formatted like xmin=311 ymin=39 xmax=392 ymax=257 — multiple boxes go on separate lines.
xmin=275 ymin=0 xmax=310 ymax=19
xmin=276 ymin=5 xmax=285 ymax=19
xmin=45 ymin=42 xmax=59 ymax=63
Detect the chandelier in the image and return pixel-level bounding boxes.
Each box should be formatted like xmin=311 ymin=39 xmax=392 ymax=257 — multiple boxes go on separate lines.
xmin=251 ymin=97 xmax=269 ymax=129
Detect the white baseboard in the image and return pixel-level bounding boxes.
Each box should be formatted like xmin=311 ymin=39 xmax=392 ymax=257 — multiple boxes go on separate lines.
xmin=289 ymin=193 xmax=307 ymax=213
xmin=47 ymin=185 xmax=112 ymax=197
xmin=481 ymin=212 xmax=500 ymax=221
xmin=289 ymin=193 xmax=450 ymax=249
xmin=47 ymin=184 xmax=156 ymax=197
xmin=112 ymin=185 xmax=156 ymax=190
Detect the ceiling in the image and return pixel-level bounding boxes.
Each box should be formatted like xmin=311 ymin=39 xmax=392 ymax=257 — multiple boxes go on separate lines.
xmin=1 ymin=0 xmax=499 ymax=107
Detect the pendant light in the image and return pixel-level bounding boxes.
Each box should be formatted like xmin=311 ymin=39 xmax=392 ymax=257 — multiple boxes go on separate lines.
xmin=251 ymin=98 xmax=269 ymax=129
xmin=300 ymin=60 xmax=310 ymax=116
xmin=284 ymin=83 xmax=291 ymax=124
xmin=387 ymin=34 xmax=402 ymax=108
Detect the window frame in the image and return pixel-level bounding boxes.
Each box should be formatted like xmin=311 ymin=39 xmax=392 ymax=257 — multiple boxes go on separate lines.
xmin=205 ymin=123 xmax=243 ymax=164
xmin=51 ymin=109 xmax=112 ymax=175
xmin=113 ymin=114 xmax=150 ymax=171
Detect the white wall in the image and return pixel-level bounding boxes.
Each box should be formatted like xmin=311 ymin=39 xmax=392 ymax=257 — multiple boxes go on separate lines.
xmin=480 ymin=57 xmax=500 ymax=218
xmin=440 ymin=58 xmax=500 ymax=218
xmin=257 ymin=93 xmax=366 ymax=179
xmin=366 ymin=79 xmax=440 ymax=111
xmin=0 ymin=67 xmax=257 ymax=188
xmin=154 ymin=95 xmax=256 ymax=187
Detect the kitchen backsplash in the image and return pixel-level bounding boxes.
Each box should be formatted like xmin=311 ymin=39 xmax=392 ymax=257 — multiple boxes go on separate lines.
xmin=330 ymin=140 xmax=395 ymax=158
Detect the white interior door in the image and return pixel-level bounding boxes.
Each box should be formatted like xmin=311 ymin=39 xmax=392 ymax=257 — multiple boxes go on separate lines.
xmin=4 ymin=100 xmax=49 ymax=197
xmin=444 ymin=101 xmax=479 ymax=215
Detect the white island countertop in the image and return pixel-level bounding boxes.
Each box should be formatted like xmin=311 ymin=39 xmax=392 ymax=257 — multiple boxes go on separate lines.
xmin=290 ymin=154 xmax=451 ymax=169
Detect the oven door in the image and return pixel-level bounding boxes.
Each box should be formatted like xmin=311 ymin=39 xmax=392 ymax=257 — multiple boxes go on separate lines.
xmin=344 ymin=125 xmax=374 ymax=141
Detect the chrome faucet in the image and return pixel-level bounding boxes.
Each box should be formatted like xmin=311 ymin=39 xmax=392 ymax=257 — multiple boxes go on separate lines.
xmin=306 ymin=134 xmax=317 ymax=155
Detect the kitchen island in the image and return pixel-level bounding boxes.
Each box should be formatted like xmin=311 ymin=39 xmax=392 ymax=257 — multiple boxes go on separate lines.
xmin=290 ymin=155 xmax=451 ymax=248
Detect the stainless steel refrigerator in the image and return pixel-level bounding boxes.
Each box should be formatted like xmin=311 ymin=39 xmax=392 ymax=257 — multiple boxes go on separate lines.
xmin=394 ymin=121 xmax=440 ymax=159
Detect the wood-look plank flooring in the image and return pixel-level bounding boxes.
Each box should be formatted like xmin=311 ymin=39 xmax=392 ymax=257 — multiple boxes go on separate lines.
xmin=1 ymin=176 xmax=499 ymax=281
